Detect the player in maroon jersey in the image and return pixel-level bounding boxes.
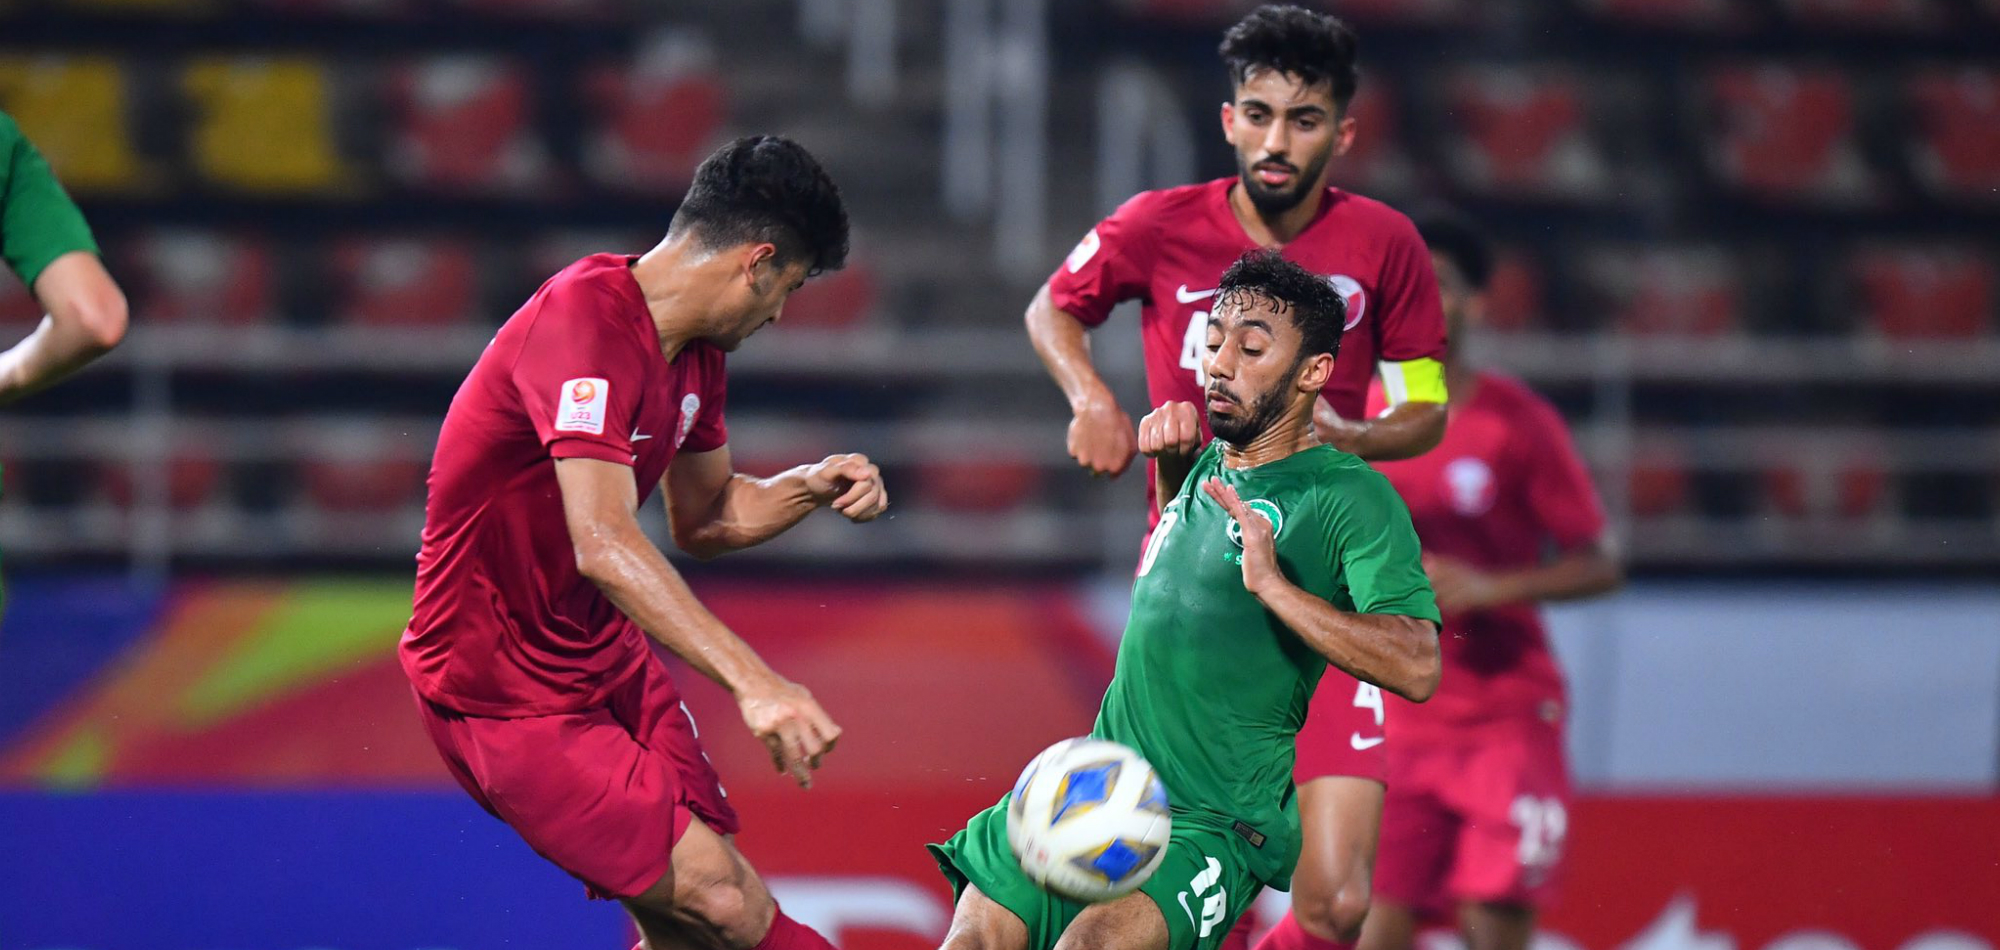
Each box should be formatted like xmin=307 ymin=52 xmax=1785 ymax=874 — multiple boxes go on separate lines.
xmin=1349 ymin=211 xmax=1623 ymax=950
xmin=1025 ymin=8 xmax=1448 ymax=950
xmin=401 ymin=136 xmax=887 ymax=950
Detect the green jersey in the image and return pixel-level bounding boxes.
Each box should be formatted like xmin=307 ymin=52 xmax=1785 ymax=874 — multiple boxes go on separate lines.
xmin=1 ymin=110 xmax=100 ymax=291
xmin=1092 ymin=440 xmax=1439 ymax=888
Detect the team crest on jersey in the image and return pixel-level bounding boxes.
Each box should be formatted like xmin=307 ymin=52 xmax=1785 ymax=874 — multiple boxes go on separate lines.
xmin=675 ymin=393 xmax=702 ymax=448
xmin=1327 ymin=275 xmax=1366 ymax=330
xmin=1225 ymin=498 xmax=1284 ymax=547
xmin=1443 ymin=457 xmax=1497 ymax=516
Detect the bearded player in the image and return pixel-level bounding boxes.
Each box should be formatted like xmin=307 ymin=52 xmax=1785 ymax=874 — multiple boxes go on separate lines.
xmin=934 ymin=250 xmax=1441 ymax=950
xmin=402 ymin=136 xmax=887 ymax=950
xmin=1025 ymin=8 xmax=1448 ymax=950
xmin=1348 ymin=212 xmax=1622 ymax=950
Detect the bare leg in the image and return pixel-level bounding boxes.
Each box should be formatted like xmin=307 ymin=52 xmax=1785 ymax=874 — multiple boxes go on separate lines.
xmin=1354 ymin=901 xmax=1418 ymax=950
xmin=624 ymin=819 xmax=777 ymax=950
xmin=1458 ymin=902 xmax=1534 ymax=950
xmin=1052 ymin=889 xmax=1171 ymax=950
xmin=1288 ymin=776 xmax=1385 ymax=942
xmin=940 ymin=885 xmax=1031 ymax=950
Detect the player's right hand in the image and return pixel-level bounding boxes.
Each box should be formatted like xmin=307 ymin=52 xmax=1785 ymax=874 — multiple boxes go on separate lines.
xmin=737 ymin=677 xmax=842 ymax=789
xmin=1137 ymin=401 xmax=1204 ymax=459
xmin=1068 ymin=398 xmax=1137 ymax=478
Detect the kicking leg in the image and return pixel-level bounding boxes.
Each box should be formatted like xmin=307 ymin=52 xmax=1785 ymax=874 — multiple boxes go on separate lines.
xmin=1457 ymin=902 xmax=1533 ymax=950
xmin=1052 ymin=890 xmax=1170 ymax=950
xmin=625 ymin=818 xmax=834 ymax=950
xmin=940 ymin=884 xmax=1031 ymax=950
xmin=1255 ymin=776 xmax=1384 ymax=950
xmin=1354 ymin=901 xmax=1418 ymax=950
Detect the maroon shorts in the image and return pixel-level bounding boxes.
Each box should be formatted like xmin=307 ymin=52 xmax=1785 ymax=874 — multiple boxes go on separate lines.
xmin=1373 ymin=718 xmax=1572 ymax=913
xmin=1293 ymin=671 xmax=1390 ymax=784
xmin=412 ymin=657 xmax=741 ymax=900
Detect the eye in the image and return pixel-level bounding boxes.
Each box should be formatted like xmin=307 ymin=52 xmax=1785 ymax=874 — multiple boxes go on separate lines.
xmin=1295 ymin=117 xmax=1320 ymax=131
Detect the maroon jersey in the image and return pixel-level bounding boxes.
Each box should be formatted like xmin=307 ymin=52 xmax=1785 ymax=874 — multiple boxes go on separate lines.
xmin=1367 ymin=371 xmax=1606 ymax=739
xmin=401 ymin=254 xmax=728 ymax=717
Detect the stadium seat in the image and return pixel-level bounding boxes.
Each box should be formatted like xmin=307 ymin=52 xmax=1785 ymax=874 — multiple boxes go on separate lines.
xmin=1445 ymin=68 xmax=1609 ymax=197
xmin=1482 ymin=250 xmax=1544 ymax=332
xmin=780 ymin=262 xmax=878 ymax=330
xmin=1907 ymin=70 xmax=2000 ymax=200
xmin=126 ymin=230 xmax=274 ymax=325
xmin=386 ymin=57 xmax=549 ymax=193
xmin=1706 ymin=65 xmax=1871 ymax=203
xmin=183 ymin=57 xmax=352 ymax=193
xmin=913 ymin=457 xmax=1044 ymax=513
xmin=1585 ymin=247 xmax=1742 ymax=336
xmin=0 ymin=57 xmax=147 ymax=193
xmin=1628 ymin=443 xmax=1693 ymax=518
xmin=1851 ymin=245 xmax=1995 ymax=339
xmin=1762 ymin=455 xmax=1891 ymax=520
xmin=1575 ymin=0 xmax=1747 ymax=30
xmin=1776 ymin=0 xmax=1941 ymax=30
xmin=330 ymin=237 xmax=480 ymax=326
xmin=583 ymin=32 xmax=727 ymax=195
xmin=301 ymin=456 xmax=428 ymax=513
xmin=99 ymin=453 xmax=226 ymax=511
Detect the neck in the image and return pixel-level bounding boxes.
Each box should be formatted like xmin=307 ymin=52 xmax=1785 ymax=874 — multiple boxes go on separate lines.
xmin=628 ymin=236 xmax=716 ymax=362
xmin=1228 ymin=179 xmax=1325 ymax=246
xmin=1219 ymin=400 xmax=1320 ymax=469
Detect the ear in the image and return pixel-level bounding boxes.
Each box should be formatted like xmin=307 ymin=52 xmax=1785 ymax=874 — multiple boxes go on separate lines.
xmin=1296 ymin=352 xmax=1335 ymax=393
xmin=742 ymin=243 xmax=779 ymax=289
xmin=1220 ymin=101 xmax=1236 ymax=142
xmin=1332 ymin=113 xmax=1358 ymax=159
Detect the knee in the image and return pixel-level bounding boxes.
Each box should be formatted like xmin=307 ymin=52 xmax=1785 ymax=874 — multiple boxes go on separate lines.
xmin=1294 ymin=876 xmax=1372 ymax=942
xmin=673 ymin=863 xmax=774 ymax=948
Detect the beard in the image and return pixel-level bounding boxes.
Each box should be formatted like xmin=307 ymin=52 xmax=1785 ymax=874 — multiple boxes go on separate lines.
xmin=1236 ymin=148 xmax=1333 ymax=217
xmin=1207 ymin=381 xmax=1292 ymax=447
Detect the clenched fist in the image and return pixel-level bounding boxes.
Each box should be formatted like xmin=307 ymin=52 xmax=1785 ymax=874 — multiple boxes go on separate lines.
xmin=1138 ymin=401 xmax=1205 ymax=459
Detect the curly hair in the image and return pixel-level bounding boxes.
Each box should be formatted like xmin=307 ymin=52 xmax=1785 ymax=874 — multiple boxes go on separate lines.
xmin=1215 ymin=248 xmax=1347 ymax=361
xmin=1218 ymin=4 xmax=1361 ymax=113
xmin=670 ymin=135 xmax=850 ymax=275
xmin=1412 ymin=209 xmax=1494 ymax=291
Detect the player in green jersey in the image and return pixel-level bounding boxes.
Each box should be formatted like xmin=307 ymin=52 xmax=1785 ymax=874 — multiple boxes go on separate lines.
xmin=0 ymin=110 xmax=130 ymax=621
xmin=930 ymin=249 xmax=1442 ymax=950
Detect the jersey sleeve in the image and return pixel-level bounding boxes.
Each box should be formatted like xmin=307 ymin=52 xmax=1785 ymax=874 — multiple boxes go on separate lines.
xmin=1327 ymin=471 xmax=1442 ymax=626
xmin=681 ymin=351 xmax=729 ymax=454
xmin=1371 ymin=212 xmax=1448 ymax=370
xmin=510 ymin=285 xmax=645 ymax=466
xmin=1045 ymin=192 xmax=1158 ymax=327
xmin=1 ymin=114 xmax=101 ymax=290
xmin=1516 ymin=395 xmax=1609 ymax=551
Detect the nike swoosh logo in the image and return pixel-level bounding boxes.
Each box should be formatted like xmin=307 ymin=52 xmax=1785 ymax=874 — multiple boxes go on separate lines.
xmin=1177 ymin=892 xmax=1197 ymax=925
xmin=1176 ymin=285 xmax=1217 ymax=304
xmin=1350 ymin=733 xmax=1386 ymax=751
xmin=631 ymin=430 xmax=653 ymax=442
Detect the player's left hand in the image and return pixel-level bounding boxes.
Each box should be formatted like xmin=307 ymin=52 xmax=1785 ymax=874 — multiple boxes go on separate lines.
xmin=1203 ymin=477 xmax=1283 ymax=596
xmin=806 ymin=453 xmax=888 ymax=522
xmin=1422 ymin=553 xmax=1504 ymax=613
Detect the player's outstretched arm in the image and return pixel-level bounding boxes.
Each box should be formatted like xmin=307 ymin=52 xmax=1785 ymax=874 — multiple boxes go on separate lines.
xmin=0 ymin=251 xmax=128 ymax=405
xmin=663 ymin=445 xmax=886 ymax=560
xmin=1204 ymin=478 xmax=1442 ymax=701
xmin=557 ymin=456 xmax=842 ymax=786
xmin=1312 ymin=398 xmax=1445 ymax=462
xmin=1025 ymin=283 xmax=1135 ymax=479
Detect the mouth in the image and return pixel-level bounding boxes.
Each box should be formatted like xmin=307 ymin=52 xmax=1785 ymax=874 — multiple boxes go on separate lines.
xmin=1206 ymin=390 xmax=1239 ymax=413
xmin=1252 ymin=162 xmax=1297 ymax=188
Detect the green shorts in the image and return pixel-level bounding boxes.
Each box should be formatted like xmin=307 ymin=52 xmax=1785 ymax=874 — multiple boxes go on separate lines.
xmin=928 ymin=799 xmax=1265 ymax=950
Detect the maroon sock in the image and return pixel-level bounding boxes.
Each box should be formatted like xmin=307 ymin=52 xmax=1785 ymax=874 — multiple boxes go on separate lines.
xmin=753 ymin=908 xmax=838 ymax=950
xmin=1253 ymin=912 xmax=1354 ymax=950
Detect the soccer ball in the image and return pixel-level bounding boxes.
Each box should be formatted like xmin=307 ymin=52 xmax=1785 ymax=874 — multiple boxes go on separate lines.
xmin=1005 ymin=737 xmax=1172 ymax=903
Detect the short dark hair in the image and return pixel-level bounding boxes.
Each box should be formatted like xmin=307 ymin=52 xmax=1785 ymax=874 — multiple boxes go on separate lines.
xmin=1218 ymin=4 xmax=1361 ymax=114
xmin=670 ymin=135 xmax=850 ymax=276
xmin=1215 ymin=249 xmax=1346 ymax=361
xmin=1412 ymin=209 xmax=1494 ymax=291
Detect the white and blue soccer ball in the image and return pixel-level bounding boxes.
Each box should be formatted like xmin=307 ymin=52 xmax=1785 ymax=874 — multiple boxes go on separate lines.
xmin=1005 ymin=737 xmax=1172 ymax=903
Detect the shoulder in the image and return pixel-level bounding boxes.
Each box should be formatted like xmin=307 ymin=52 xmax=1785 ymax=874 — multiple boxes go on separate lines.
xmin=1303 ymin=450 xmax=1405 ymax=517
xmin=1111 ymin=180 xmax=1226 ymax=227
xmin=1330 ymin=190 xmax=1424 ymax=245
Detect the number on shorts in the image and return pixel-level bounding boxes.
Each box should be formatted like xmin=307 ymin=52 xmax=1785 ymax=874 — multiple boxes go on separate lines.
xmin=1509 ymin=795 xmax=1568 ymax=871
xmin=1176 ymin=855 xmax=1228 ymax=938
xmin=1179 ymin=310 xmax=1210 ymax=385
xmin=1352 ymin=682 xmax=1385 ymax=727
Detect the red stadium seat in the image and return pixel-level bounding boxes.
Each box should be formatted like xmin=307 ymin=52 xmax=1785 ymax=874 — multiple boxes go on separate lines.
xmin=126 ymin=230 xmax=274 ymax=325
xmin=1777 ymin=0 xmax=1941 ymax=30
xmin=583 ymin=33 xmax=727 ymax=194
xmin=301 ymin=457 xmax=429 ymax=512
xmin=1445 ymin=68 xmax=1608 ymax=197
xmin=386 ymin=57 xmax=548 ymax=193
xmin=331 ymin=237 xmax=480 ymax=326
xmin=99 ymin=453 xmax=226 ymax=511
xmin=1852 ymin=245 xmax=1995 ymax=339
xmin=1628 ymin=442 xmax=1692 ymax=518
xmin=780 ymin=262 xmax=878 ymax=330
xmin=1762 ymin=456 xmax=1890 ymax=520
xmin=913 ymin=458 xmax=1044 ymax=513
xmin=1586 ymin=247 xmax=1742 ymax=336
xmin=1482 ymin=250 xmax=1544 ymax=332
xmin=1576 ymin=0 xmax=1748 ymax=30
xmin=1907 ymin=70 xmax=2000 ymax=200
xmin=1706 ymin=65 xmax=1872 ymax=203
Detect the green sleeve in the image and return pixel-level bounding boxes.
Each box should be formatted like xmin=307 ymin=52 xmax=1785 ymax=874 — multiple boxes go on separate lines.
xmin=1 ymin=112 xmax=100 ymax=290
xmin=1327 ymin=470 xmax=1442 ymax=625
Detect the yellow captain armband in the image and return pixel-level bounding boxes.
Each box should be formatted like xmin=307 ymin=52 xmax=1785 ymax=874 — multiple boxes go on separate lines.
xmin=1376 ymin=357 xmax=1448 ymax=407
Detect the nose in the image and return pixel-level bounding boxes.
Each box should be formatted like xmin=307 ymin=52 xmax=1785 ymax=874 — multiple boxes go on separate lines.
xmin=1261 ymin=120 xmax=1290 ymax=160
xmin=1206 ymin=342 xmax=1236 ymax=381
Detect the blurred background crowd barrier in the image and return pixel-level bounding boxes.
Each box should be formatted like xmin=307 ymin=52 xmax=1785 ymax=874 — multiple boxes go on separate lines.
xmin=0 ymin=0 xmax=1994 ymax=948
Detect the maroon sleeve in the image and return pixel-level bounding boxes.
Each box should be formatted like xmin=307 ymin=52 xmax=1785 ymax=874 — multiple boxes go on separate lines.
xmin=1516 ymin=391 xmax=1608 ymax=551
xmin=680 ymin=347 xmax=729 ymax=454
xmin=511 ymin=283 xmax=645 ymax=466
xmin=1045 ymin=192 xmax=1159 ymax=328
xmin=1373 ymin=210 xmax=1449 ymax=363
